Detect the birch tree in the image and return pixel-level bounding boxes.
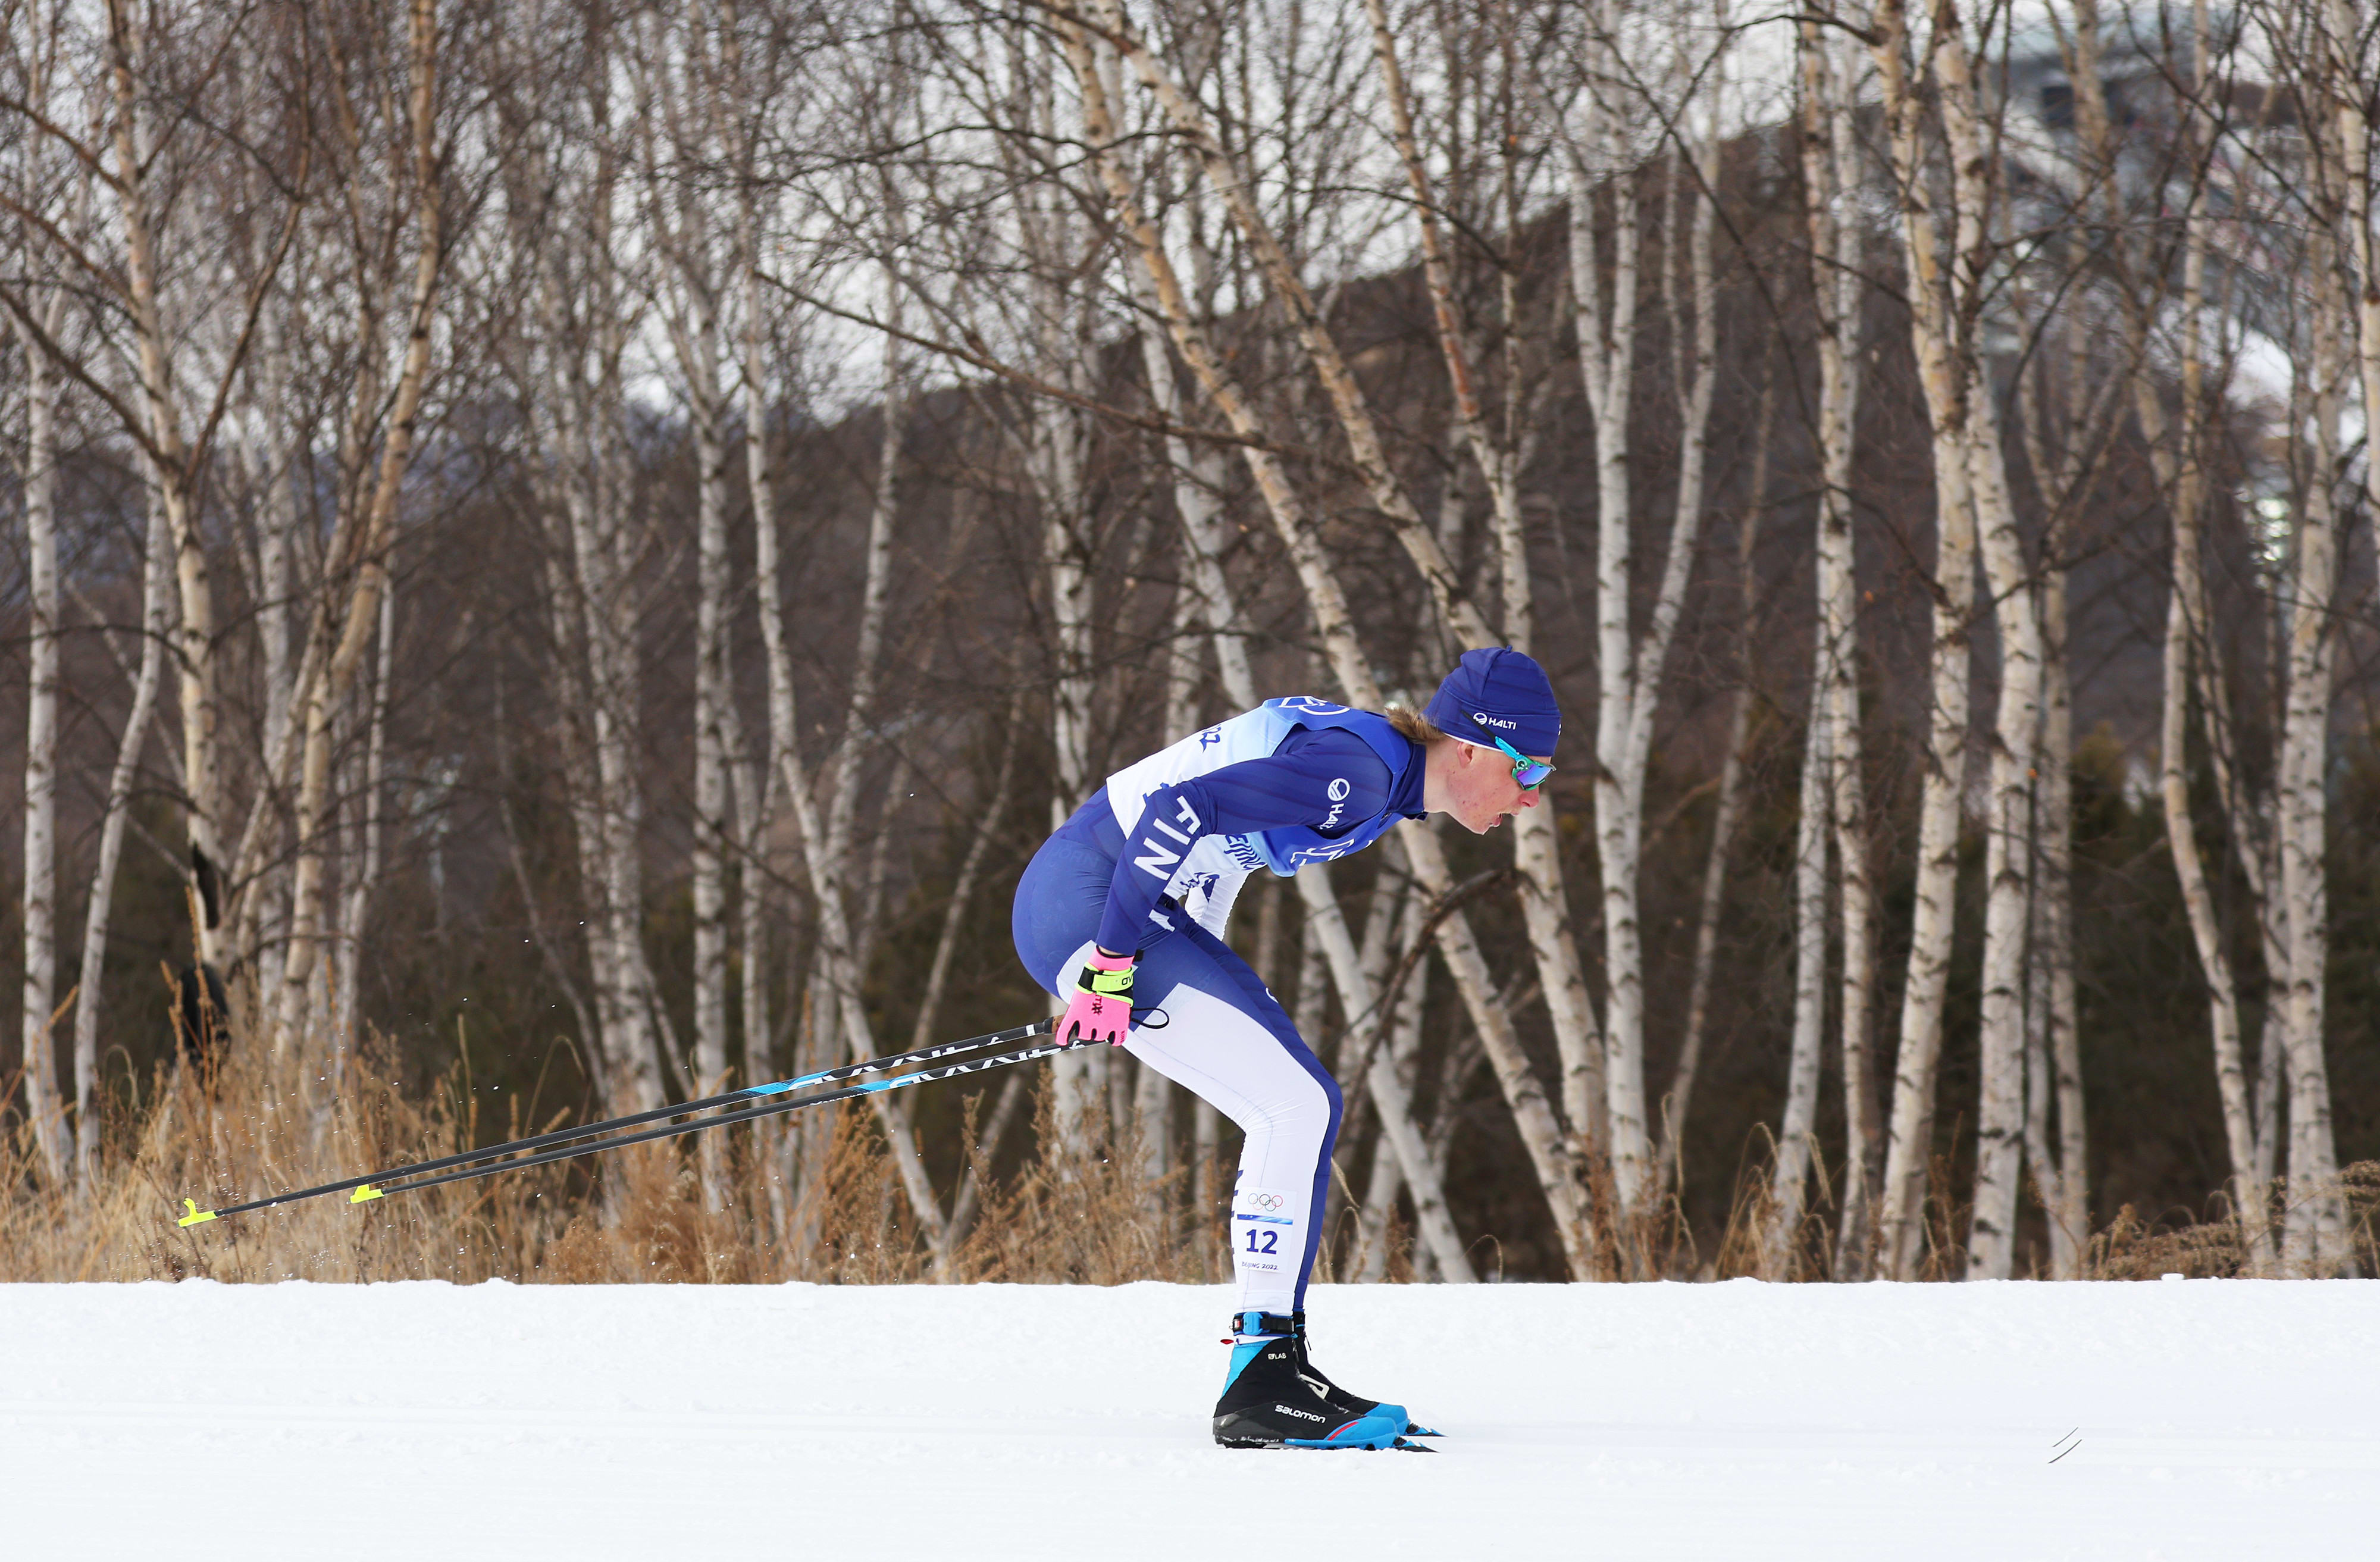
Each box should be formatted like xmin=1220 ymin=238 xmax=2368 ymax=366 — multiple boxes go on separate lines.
xmin=1865 ymin=0 xmax=1979 ymax=1281
xmin=2266 ymin=0 xmax=2360 ymax=1266
xmin=742 ymin=128 xmax=951 ymax=1241
xmin=2284 ymin=0 xmax=2376 ymax=1273
xmin=1658 ymin=373 xmax=1774 ymax=1197
xmin=0 ymin=3 xmax=309 ymax=980
xmin=275 ymin=0 xmax=446 ymax=1077
xmin=331 ymin=586 xmax=396 ymax=1051
xmin=1930 ymin=12 xmax=2046 ymax=1286
xmin=634 ymin=0 xmax=744 ymax=1200
xmin=1535 ymin=0 xmax=1734 ymax=1238
xmin=502 ymin=9 xmax=671 ymax=1117
xmin=69 ymin=500 xmax=173 ymax=1182
xmin=11 ymin=299 xmax=68 ymax=1180
xmin=1363 ymin=0 xmax=1608 ymax=1187
xmin=1767 ymin=15 xmax=1873 ymax=1279
xmin=8 ymin=0 xmax=76 ymax=1180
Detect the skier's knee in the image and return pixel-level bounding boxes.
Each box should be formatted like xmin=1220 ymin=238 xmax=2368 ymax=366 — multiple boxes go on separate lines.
xmin=1316 ymin=1069 xmax=1344 ymax=1140
xmin=1256 ymin=1068 xmax=1339 ymax=1148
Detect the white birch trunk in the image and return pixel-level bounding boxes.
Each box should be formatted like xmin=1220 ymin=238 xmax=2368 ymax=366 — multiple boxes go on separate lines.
xmin=1364 ymin=0 xmax=1608 ymax=1173
xmin=645 ymin=37 xmax=738 ymax=1194
xmin=9 ymin=14 xmax=73 ymax=1176
xmin=1905 ymin=0 xmax=2044 ymax=1284
xmin=1003 ymin=24 xmax=1108 ymax=1149
xmin=255 ymin=322 xmax=301 ymax=771
xmin=743 ymin=249 xmax=946 ymax=1242
xmin=1295 ymin=859 xmax=1479 ymax=1283
xmin=70 ymin=497 xmax=172 ymax=1184
xmin=528 ymin=378 xmax=642 ymax=1123
xmin=1354 ymin=892 xmax=1430 ymax=1282
xmin=1658 ymin=374 xmax=1775 ymax=1195
xmin=105 ymin=1 xmax=225 ymax=965
xmin=1767 ymin=680 xmax=1830 ymax=1278
xmin=2329 ymin=1 xmax=2380 ymax=531
xmin=2021 ymin=850 xmax=2053 ymax=1250
xmin=1291 ymin=910 xmax=1329 ymax=1080
xmin=585 ymin=426 xmax=666 ymax=1116
xmin=1035 ymin=386 xmax=1102 ymax=1148
xmin=332 ymin=584 xmax=396 ymax=1081
xmin=1820 ymin=165 xmax=1881 ymax=1286
xmin=1965 ymin=489 xmax=2041 ymax=1278
xmin=2276 ymin=261 xmax=2348 ymax=1273
xmin=2004 ymin=248 xmax=2103 ymax=1282
xmin=2291 ymin=0 xmax=2378 ymax=1275
xmin=246 ymin=319 xmax=303 ymax=1013
xmin=278 ymin=0 xmax=444 ymax=1072
xmin=2156 ymin=422 xmax=2265 ymax=1262
xmin=929 ymin=716 xmax=1028 ymax=1269
xmin=821 ymin=333 xmax=936 ymax=1171
xmin=14 ymin=282 xmax=70 ymax=1181
xmin=1793 ymin=21 xmax=1878 ymax=1276
xmin=721 ymin=629 xmax=776 ymax=1230
xmin=692 ymin=372 xmax=733 ymax=1201
xmin=2020 ymin=530 xmax=2085 ymax=1281
xmin=533 ymin=111 xmax=672 ymax=1118
xmin=1867 ymin=0 xmax=1980 ymax=1281
xmin=1536 ymin=32 xmax=1728 ymax=1245
xmin=1564 ymin=99 xmax=1654 ymax=1227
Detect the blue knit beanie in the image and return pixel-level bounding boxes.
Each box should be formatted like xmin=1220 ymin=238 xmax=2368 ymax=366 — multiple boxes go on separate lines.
xmin=1423 ymin=647 xmax=1560 ymax=757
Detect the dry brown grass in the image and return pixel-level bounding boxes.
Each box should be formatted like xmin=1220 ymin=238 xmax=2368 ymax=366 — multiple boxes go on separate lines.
xmin=0 ymin=1021 xmax=1227 ymax=1287
xmin=10 ymin=1019 xmax=2376 ymax=1285
xmin=3 ymin=1029 xmax=563 ymax=1283
xmin=1689 ymin=1127 xmax=2380 ymax=1282
xmin=2082 ymin=1166 xmax=2380 ymax=1279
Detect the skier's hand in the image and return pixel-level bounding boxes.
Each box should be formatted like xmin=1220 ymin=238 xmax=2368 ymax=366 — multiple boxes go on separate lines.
xmin=1059 ymin=949 xmax=1135 ymax=1046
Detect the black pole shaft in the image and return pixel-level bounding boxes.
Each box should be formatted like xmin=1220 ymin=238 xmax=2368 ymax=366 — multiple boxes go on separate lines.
xmin=358 ymin=1036 xmax=1083 ymax=1203
xmin=189 ymin=1018 xmax=1054 ymax=1222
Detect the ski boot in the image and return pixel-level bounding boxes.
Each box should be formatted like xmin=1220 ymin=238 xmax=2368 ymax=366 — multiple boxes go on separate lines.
xmin=1254 ymin=1309 xmax=1443 ymax=1439
xmin=1211 ymin=1313 xmax=1427 ymax=1450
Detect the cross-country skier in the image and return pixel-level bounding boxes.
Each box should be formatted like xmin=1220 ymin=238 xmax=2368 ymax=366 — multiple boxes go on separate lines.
xmin=1011 ymin=646 xmax=1559 ymax=1450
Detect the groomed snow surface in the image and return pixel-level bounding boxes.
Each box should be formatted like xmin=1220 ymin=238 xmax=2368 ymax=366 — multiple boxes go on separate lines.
xmin=8 ymin=1279 xmax=2373 ymax=1559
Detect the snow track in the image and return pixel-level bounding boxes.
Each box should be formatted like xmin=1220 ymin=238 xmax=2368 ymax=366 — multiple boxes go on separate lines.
xmin=6 ymin=1278 xmax=2373 ymax=1558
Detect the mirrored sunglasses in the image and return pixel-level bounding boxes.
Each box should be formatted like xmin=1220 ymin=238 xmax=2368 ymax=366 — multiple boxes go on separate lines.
xmin=1470 ymin=714 xmax=1554 ymax=790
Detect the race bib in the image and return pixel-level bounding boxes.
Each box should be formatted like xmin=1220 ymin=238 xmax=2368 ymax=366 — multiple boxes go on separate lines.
xmin=1232 ymin=1186 xmax=1299 ymax=1273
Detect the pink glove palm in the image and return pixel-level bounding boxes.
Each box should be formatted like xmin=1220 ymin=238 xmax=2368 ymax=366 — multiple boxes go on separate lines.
xmin=1059 ymin=950 xmax=1135 ymax=1046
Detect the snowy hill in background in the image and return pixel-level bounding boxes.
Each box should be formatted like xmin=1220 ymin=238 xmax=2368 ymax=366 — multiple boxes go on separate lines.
xmin=7 ymin=1279 xmax=2374 ymax=1559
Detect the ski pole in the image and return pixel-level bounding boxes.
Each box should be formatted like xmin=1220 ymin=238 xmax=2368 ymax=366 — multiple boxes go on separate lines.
xmin=325 ymin=1032 xmax=1085 ymax=1209
xmin=173 ymin=1016 xmax=1056 ymax=1227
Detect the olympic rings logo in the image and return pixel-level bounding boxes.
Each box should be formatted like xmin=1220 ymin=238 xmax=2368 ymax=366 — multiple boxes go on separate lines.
xmin=1250 ymin=1192 xmax=1286 ymax=1212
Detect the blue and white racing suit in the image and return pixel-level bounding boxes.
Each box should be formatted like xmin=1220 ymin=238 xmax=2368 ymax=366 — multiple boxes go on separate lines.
xmin=1011 ymin=697 xmax=1426 ymax=1314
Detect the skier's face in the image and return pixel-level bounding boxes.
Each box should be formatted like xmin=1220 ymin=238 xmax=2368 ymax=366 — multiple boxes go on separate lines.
xmin=1429 ymin=738 xmax=1548 ymax=834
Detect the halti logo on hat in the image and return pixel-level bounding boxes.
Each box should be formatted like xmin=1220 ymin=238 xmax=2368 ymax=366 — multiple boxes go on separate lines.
xmin=1474 ymin=713 xmax=1518 ymax=731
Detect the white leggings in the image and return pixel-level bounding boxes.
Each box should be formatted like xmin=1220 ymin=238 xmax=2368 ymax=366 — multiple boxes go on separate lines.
xmin=1124 ymin=981 xmax=1341 ymax=1314
xmin=1015 ymin=830 xmax=1345 ymax=1316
